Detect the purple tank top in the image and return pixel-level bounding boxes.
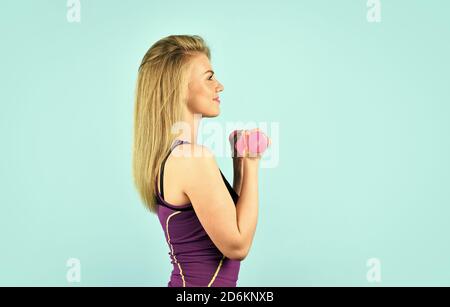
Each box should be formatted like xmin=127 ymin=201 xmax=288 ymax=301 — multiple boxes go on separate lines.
xmin=155 ymin=140 xmax=241 ymax=287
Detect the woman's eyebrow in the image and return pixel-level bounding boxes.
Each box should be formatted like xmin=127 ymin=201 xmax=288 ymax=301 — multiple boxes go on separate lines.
xmin=204 ymin=70 xmax=214 ymax=75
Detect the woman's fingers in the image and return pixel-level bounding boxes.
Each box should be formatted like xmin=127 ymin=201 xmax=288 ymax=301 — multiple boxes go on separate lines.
xmin=230 ymin=128 xmax=271 ymax=159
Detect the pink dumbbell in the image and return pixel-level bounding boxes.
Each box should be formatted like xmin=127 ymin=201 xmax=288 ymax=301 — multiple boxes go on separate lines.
xmin=229 ymin=129 xmax=270 ymax=157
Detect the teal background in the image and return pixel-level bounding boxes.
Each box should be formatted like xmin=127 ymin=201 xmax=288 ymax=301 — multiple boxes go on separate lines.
xmin=1 ymin=0 xmax=449 ymax=286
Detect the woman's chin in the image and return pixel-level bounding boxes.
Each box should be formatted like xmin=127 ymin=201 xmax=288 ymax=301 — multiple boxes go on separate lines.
xmin=203 ymin=112 xmax=220 ymax=118
xmin=202 ymin=108 xmax=220 ymax=118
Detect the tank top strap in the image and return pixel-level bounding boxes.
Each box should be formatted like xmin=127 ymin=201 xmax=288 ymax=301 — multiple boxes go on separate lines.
xmin=160 ymin=140 xmax=190 ymax=200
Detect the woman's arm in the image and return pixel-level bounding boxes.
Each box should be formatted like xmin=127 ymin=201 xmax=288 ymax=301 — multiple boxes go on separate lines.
xmin=234 ymin=157 xmax=259 ymax=259
xmin=181 ymin=144 xmax=259 ymax=261
xmin=181 ymin=134 xmax=265 ymax=261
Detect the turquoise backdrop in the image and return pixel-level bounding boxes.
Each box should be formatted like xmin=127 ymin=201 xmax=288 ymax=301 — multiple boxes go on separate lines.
xmin=1 ymin=0 xmax=449 ymax=286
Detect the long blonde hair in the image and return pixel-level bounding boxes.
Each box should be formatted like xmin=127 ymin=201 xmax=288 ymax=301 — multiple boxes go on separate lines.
xmin=132 ymin=35 xmax=211 ymax=214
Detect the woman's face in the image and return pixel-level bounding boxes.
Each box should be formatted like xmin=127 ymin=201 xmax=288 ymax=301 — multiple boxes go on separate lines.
xmin=186 ymin=53 xmax=224 ymax=118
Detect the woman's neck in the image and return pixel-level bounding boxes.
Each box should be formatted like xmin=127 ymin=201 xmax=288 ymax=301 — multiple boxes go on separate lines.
xmin=176 ymin=112 xmax=202 ymax=144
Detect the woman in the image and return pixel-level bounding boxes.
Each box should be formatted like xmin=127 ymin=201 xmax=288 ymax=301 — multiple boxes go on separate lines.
xmin=132 ymin=35 xmax=268 ymax=287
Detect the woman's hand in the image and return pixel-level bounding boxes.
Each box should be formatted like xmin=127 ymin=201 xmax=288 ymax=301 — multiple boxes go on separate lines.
xmin=229 ymin=128 xmax=271 ymax=195
xmin=229 ymin=129 xmax=246 ymax=159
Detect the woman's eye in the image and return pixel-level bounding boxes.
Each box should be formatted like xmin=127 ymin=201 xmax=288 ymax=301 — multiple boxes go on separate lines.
xmin=208 ymin=75 xmax=214 ymax=80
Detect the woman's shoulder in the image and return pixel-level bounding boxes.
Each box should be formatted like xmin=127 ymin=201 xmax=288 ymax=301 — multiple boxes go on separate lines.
xmin=171 ymin=143 xmax=216 ymax=160
xmin=165 ymin=144 xmax=221 ymax=202
xmin=170 ymin=143 xmax=219 ymax=179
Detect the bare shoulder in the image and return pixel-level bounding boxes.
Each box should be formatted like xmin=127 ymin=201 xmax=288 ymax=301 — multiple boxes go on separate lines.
xmin=157 ymin=143 xmax=217 ymax=206
xmin=170 ymin=144 xmax=219 ymax=186
xmin=171 ymin=143 xmax=215 ymax=159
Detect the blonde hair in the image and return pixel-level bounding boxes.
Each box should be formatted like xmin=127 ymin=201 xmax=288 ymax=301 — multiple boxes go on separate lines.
xmin=132 ymin=35 xmax=211 ymax=214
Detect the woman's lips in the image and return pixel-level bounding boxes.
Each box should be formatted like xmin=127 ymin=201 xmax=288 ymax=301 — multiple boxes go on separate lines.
xmin=213 ymin=98 xmax=220 ymax=103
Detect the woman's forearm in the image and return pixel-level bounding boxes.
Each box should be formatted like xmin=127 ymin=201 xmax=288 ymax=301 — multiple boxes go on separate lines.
xmin=235 ymin=158 xmax=259 ymax=258
xmin=232 ymin=158 xmax=244 ymax=195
